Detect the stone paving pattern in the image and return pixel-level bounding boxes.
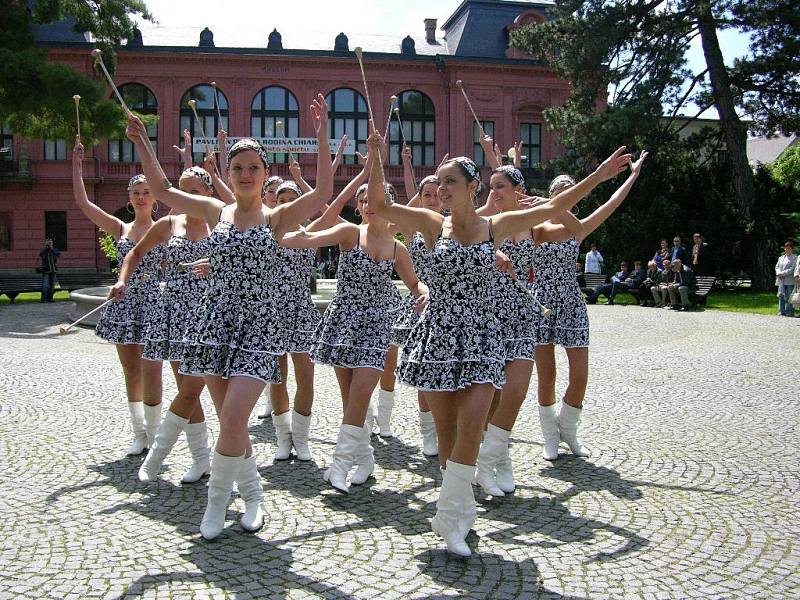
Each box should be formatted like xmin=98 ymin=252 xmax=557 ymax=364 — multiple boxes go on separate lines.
xmin=0 ymin=302 xmax=798 ymax=599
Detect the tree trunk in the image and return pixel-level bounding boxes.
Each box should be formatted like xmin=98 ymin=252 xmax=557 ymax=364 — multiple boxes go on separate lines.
xmin=696 ymin=3 xmax=766 ymax=289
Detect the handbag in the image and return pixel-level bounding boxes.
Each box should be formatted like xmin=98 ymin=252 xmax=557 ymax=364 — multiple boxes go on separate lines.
xmin=790 ymin=286 xmax=800 ymax=306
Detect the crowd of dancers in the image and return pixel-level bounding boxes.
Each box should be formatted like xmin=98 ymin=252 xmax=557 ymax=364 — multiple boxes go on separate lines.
xmin=71 ymin=90 xmax=646 ymax=557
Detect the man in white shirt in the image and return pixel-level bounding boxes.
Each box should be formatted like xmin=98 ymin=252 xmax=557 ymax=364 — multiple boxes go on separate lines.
xmin=584 ymin=242 xmax=604 ymax=274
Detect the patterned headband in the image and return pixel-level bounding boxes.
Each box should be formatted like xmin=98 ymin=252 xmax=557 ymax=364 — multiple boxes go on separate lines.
xmin=419 ymin=175 xmax=438 ymax=190
xmin=266 ymin=176 xmax=285 ymax=187
xmin=549 ymin=174 xmax=576 ymax=197
xmin=228 ymin=138 xmax=270 ymax=168
xmin=494 ymin=165 xmax=526 ymax=193
xmin=355 ymin=182 xmax=396 ymax=204
xmin=127 ymin=174 xmax=147 ymax=191
xmin=448 ymin=156 xmax=484 ymax=196
xmin=276 ymin=181 xmax=301 ymax=197
xmin=180 ymin=166 xmax=213 ymax=191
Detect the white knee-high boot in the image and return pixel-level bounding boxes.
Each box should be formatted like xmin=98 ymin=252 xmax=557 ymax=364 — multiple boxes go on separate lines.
xmin=376 ymin=389 xmax=395 ymax=438
xmin=182 ymin=421 xmax=211 ymax=483
xmin=493 ymin=426 xmax=515 ymax=493
xmin=143 ymin=403 xmax=162 ymax=450
xmin=558 ymin=403 xmax=591 ymax=457
xmin=474 ymin=425 xmax=506 ymax=497
xmin=290 ymin=410 xmax=312 ymax=461
xmin=236 ymin=454 xmax=265 ymax=532
xmin=419 ymin=410 xmax=438 ymax=457
xmin=539 ymin=404 xmax=560 ymax=461
xmin=351 ymin=404 xmax=375 ymax=485
xmin=322 ymin=424 xmax=361 ymax=493
xmin=200 ymin=451 xmax=242 ymax=540
xmin=126 ymin=402 xmax=148 ymax=455
xmin=272 ymin=411 xmax=293 ymax=461
xmin=431 ymin=460 xmax=476 ymax=557
xmin=138 ymin=411 xmax=188 ymax=482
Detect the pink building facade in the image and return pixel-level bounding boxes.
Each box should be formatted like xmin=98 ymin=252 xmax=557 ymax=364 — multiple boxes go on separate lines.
xmin=0 ymin=0 xmax=575 ymax=271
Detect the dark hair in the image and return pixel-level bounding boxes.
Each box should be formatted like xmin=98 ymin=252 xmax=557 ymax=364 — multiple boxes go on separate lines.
xmin=785 ymin=240 xmax=795 ymax=248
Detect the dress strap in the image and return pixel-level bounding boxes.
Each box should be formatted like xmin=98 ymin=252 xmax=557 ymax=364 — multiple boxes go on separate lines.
xmin=392 ymin=240 xmax=398 ymax=260
xmin=487 ymin=218 xmax=495 ymax=243
xmin=355 ymin=228 xmax=362 ymax=250
xmin=216 ymin=206 xmax=224 ymax=225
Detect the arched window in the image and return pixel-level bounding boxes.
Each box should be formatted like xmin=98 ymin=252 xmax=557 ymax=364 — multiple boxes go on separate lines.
xmin=251 ymin=86 xmax=299 ymax=165
xmin=180 ymin=84 xmax=229 ymax=165
xmin=326 ymin=88 xmax=368 ymax=165
xmin=108 ymin=84 xmax=157 ymax=162
xmin=389 ymin=90 xmax=435 ymax=166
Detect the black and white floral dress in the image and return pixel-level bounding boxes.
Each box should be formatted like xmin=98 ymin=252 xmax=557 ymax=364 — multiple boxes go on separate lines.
xmin=311 ymin=237 xmax=397 ymax=371
xmin=180 ymin=220 xmax=287 ymax=384
xmin=95 ymin=238 xmax=164 ymax=346
xmin=494 ymin=236 xmax=537 ymax=362
xmin=143 ymin=234 xmax=208 ymax=362
xmin=531 ymin=238 xmax=589 ymax=347
xmin=275 ymin=245 xmax=320 ymax=354
xmin=391 ymin=232 xmax=431 ymax=346
xmin=397 ymin=226 xmax=506 ymax=391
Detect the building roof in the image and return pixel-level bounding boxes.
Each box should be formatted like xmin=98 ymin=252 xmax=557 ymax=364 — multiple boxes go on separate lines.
xmin=747 ymin=134 xmax=799 ymax=166
xmin=30 ymin=0 xmax=554 ymax=61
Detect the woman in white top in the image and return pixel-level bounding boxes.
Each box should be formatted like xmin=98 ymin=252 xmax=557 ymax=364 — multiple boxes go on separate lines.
xmin=775 ymin=240 xmax=797 ymax=317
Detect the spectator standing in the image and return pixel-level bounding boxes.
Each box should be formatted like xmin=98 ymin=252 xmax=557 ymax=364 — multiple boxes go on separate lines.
xmin=667 ymin=259 xmax=696 ymax=311
xmin=584 ymin=242 xmax=604 ymax=274
xmin=653 ymin=238 xmax=670 ymax=270
xmin=775 ymin=240 xmax=797 ymax=317
xmin=671 ymin=236 xmax=688 ymax=263
xmin=587 ymin=261 xmax=630 ymax=305
xmin=38 ymin=238 xmax=60 ymax=303
xmin=639 ymin=260 xmax=659 ymax=306
xmin=691 ymin=233 xmax=709 ymax=275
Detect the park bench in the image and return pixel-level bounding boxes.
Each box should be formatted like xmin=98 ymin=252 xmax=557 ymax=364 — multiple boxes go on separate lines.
xmin=690 ymin=276 xmax=716 ymax=306
xmin=580 ymin=273 xmax=606 ymax=297
xmin=0 ymin=270 xmax=117 ymax=303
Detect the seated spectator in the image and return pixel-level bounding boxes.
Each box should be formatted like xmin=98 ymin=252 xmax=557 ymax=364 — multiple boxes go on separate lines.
xmin=653 ymin=238 xmax=670 ymax=270
xmin=584 ymin=242 xmax=604 ymax=274
xmin=639 ymin=260 xmax=659 ymax=306
xmin=667 ymin=259 xmax=697 ymax=311
xmin=691 ymin=233 xmax=709 ymax=275
xmin=651 ymin=258 xmax=672 ymax=307
xmin=587 ymin=261 xmax=630 ymax=305
xmin=575 ymin=261 xmax=586 ymax=289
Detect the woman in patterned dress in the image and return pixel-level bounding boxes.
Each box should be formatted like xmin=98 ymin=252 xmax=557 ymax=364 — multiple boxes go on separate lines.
xmin=71 ymin=136 xmax=164 ymax=457
xmin=367 ymin=128 xmax=631 ymax=556
xmin=265 ymin=180 xmax=321 ymax=462
xmin=533 ymin=151 xmax=647 ymax=462
xmin=108 ymin=167 xmax=214 ymax=484
xmin=471 ymin=165 xmax=560 ymax=497
xmin=280 ymin=176 xmax=428 ymax=494
xmin=389 ymin=173 xmax=442 ymax=456
xmin=126 ymin=94 xmax=333 ymax=540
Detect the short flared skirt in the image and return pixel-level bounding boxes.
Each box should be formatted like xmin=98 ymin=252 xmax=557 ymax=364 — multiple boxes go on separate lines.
xmin=95 ymin=281 xmax=160 ymax=346
xmin=397 ymin=306 xmax=506 ymax=391
xmin=533 ymin=284 xmax=590 ymax=348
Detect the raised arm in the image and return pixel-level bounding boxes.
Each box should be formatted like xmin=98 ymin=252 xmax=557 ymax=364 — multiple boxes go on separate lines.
xmin=479 ymin=134 xmax=502 ymax=170
xmin=492 ymin=146 xmax=632 ymax=242
xmin=271 ymin=94 xmax=335 ymax=239
xmin=173 ymin=129 xmax=193 ymax=168
xmin=217 ymin=128 xmax=228 ymax=181
xmin=72 ymin=136 xmax=124 ymax=239
xmin=306 ymin=163 xmax=367 ymax=232
xmin=204 ymin=152 xmax=236 ymax=205
xmin=576 ymin=151 xmax=647 ymax=243
xmin=288 ymin=155 xmax=313 ymax=194
xmin=108 ymin=216 xmax=172 ymax=300
xmin=401 ymin=144 xmax=417 ymax=204
xmin=365 ymin=129 xmax=442 ymax=244
xmin=279 ymin=221 xmax=358 ymax=250
xmin=127 ymin=116 xmax=224 ymax=226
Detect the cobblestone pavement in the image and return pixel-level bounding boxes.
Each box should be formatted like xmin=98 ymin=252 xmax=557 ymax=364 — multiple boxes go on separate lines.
xmin=0 ymin=302 xmax=798 ymax=599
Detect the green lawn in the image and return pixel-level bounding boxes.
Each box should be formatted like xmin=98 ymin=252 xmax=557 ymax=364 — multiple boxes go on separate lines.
xmin=0 ymin=290 xmax=71 ymax=305
xmin=595 ymin=288 xmax=783 ymax=316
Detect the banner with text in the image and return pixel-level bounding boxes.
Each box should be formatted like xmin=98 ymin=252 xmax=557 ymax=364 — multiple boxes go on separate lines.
xmin=193 ymin=137 xmax=355 ymax=155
